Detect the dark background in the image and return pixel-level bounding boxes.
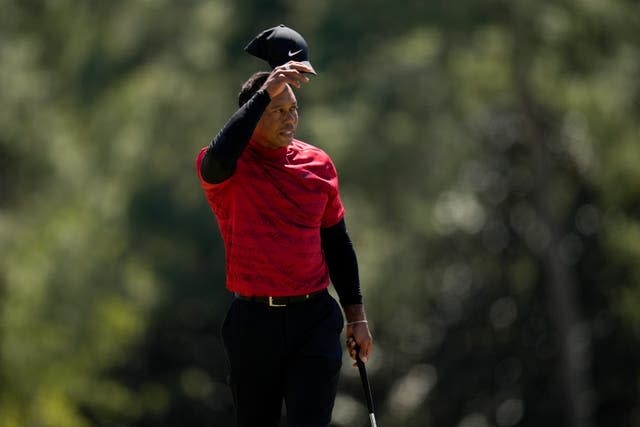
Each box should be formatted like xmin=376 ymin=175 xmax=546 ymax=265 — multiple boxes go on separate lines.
xmin=1 ymin=1 xmax=639 ymax=426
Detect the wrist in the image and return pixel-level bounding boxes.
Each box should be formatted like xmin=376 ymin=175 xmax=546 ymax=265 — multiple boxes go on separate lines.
xmin=343 ymin=303 xmax=366 ymax=323
xmin=346 ymin=319 xmax=368 ymax=326
xmin=257 ymin=88 xmax=272 ymax=101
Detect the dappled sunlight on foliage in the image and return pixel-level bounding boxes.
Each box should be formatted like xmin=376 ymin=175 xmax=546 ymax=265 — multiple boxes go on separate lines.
xmin=1 ymin=0 xmax=640 ymax=426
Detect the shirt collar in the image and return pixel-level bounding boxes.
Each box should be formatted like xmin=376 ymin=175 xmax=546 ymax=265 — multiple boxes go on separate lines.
xmin=249 ymin=139 xmax=290 ymax=160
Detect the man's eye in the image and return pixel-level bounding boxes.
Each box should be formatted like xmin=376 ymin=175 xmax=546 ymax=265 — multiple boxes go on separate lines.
xmin=272 ymin=107 xmax=297 ymax=115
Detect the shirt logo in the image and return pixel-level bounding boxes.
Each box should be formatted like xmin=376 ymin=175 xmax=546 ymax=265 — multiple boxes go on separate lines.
xmin=288 ymin=49 xmax=303 ymax=57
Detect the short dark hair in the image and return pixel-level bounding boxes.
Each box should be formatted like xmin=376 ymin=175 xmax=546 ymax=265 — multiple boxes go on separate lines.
xmin=238 ymin=71 xmax=270 ymax=107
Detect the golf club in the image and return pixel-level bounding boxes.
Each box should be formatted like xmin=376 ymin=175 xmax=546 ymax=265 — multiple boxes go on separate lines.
xmin=356 ymin=347 xmax=378 ymax=427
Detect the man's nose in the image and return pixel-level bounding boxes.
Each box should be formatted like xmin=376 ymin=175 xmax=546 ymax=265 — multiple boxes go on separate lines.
xmin=283 ymin=110 xmax=297 ymax=123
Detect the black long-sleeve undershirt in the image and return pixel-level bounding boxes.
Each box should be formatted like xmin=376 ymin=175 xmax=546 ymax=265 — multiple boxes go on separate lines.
xmin=200 ymin=89 xmax=363 ymax=306
xmin=321 ymin=219 xmax=363 ymax=306
xmin=200 ymin=89 xmax=272 ymax=184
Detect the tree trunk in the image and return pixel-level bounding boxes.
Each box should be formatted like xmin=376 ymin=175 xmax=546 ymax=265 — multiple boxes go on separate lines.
xmin=512 ymin=28 xmax=595 ymax=427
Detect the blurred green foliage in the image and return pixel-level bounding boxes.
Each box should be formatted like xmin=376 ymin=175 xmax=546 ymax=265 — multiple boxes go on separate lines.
xmin=1 ymin=1 xmax=639 ymax=426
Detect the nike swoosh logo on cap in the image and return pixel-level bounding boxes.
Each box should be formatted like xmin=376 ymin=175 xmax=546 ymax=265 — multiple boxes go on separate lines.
xmin=288 ymin=49 xmax=303 ymax=57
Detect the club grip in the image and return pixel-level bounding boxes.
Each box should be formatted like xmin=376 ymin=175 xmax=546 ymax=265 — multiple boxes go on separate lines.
xmin=355 ymin=347 xmax=375 ymax=414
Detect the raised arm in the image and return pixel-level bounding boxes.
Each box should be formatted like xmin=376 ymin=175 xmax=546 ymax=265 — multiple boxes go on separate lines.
xmin=200 ymin=90 xmax=271 ymax=183
xmin=200 ymin=61 xmax=312 ymax=184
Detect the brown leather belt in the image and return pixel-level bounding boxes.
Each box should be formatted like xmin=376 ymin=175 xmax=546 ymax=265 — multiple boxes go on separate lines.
xmin=234 ymin=289 xmax=326 ymax=307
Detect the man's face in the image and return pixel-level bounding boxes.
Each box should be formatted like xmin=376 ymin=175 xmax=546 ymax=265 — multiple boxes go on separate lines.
xmin=252 ymin=85 xmax=298 ymax=149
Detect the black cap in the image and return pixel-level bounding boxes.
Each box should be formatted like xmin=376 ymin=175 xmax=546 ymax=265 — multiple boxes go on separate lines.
xmin=244 ymin=24 xmax=316 ymax=75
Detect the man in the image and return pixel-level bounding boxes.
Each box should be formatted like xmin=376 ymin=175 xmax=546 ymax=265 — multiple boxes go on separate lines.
xmin=195 ymin=32 xmax=372 ymax=427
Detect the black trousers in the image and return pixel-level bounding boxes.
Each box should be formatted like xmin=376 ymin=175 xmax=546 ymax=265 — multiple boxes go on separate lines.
xmin=221 ymin=290 xmax=344 ymax=427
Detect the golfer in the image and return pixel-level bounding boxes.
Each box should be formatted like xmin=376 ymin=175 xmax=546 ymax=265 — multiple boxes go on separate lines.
xmin=195 ymin=26 xmax=373 ymax=427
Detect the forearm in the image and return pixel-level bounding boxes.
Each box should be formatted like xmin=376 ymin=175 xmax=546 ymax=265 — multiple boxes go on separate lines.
xmin=322 ymin=219 xmax=373 ymax=362
xmin=200 ymin=89 xmax=271 ymax=183
xmin=343 ymin=304 xmax=367 ymax=322
xmin=320 ymin=218 xmax=363 ymax=307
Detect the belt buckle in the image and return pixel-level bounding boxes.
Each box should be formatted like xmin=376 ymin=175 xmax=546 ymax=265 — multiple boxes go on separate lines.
xmin=268 ymin=296 xmax=286 ymax=307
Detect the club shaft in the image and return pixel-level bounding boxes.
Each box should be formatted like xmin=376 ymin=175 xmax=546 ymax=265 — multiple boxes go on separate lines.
xmin=356 ymin=347 xmax=378 ymax=426
xmin=356 ymin=358 xmax=375 ymax=413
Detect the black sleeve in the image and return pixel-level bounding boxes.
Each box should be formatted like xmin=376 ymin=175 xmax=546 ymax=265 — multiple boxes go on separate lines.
xmin=200 ymin=90 xmax=271 ymax=184
xmin=321 ymin=218 xmax=363 ymax=306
